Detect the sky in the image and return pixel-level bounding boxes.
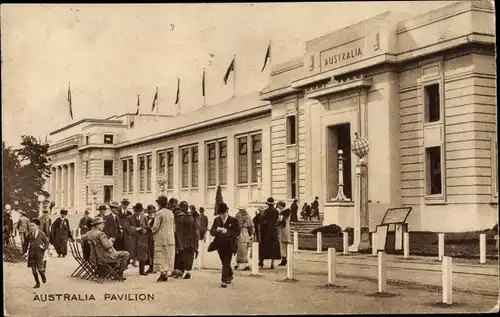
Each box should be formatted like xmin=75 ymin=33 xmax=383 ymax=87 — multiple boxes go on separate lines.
xmin=1 ymin=2 xmax=454 ymax=147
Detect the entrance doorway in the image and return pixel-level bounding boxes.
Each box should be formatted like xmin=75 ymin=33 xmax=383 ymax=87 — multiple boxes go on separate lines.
xmin=326 ymin=123 xmax=352 ymax=200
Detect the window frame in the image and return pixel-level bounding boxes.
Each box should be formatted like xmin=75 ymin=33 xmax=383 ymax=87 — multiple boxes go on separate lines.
xmin=103 ymin=134 xmax=114 ymax=145
xmin=287 ymin=162 xmax=297 ymax=199
xmin=103 ymin=159 xmax=114 ymax=176
xmin=166 ymin=150 xmax=174 ymax=190
xmin=206 ymin=142 xmax=217 ymax=187
xmin=157 ymin=151 xmax=166 ymax=176
xmin=146 ymin=154 xmax=152 ymax=191
xmin=191 ymin=146 xmax=199 ymax=188
xmin=491 ymin=137 xmax=498 ymax=204
xmin=218 ymin=140 xmax=228 ymax=186
xmin=128 ymin=158 xmax=134 ymax=193
xmin=422 ymin=81 xmax=443 ymax=126
xmin=251 ymin=134 xmax=262 ymax=183
xmin=103 ymin=185 xmax=113 ymax=203
xmin=237 ymin=136 xmax=249 ymax=184
xmin=424 ymin=145 xmax=445 ymax=204
xmin=181 ymin=147 xmax=190 ymax=189
xmin=286 ymin=115 xmax=297 ymax=145
xmin=121 ymin=159 xmax=128 ymax=193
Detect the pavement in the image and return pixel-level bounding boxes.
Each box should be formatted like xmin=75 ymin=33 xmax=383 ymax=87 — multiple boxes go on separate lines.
xmin=4 ymin=238 xmax=499 ymax=315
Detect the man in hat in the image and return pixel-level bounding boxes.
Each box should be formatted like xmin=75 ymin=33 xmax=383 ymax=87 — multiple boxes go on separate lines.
xmin=104 ymin=202 xmax=126 ymax=252
xmin=81 ymin=216 xmax=130 ymax=280
xmin=50 ymin=209 xmax=74 ymax=257
xmin=119 ymin=199 xmax=135 ymax=266
xmin=145 ymin=205 xmax=156 ymax=273
xmin=17 ymin=211 xmax=31 ymax=253
xmin=198 ymin=207 xmax=209 ymax=242
xmin=124 ymin=203 xmax=151 ymax=276
xmin=119 ymin=199 xmax=132 ymax=219
xmin=79 ymin=210 xmax=93 ymax=259
xmin=276 ymin=201 xmax=291 ymax=266
xmin=258 ymin=197 xmax=281 ymax=269
xmin=23 ymin=218 xmax=50 ymax=288
xmin=38 ymin=206 xmax=53 ymax=259
xmin=209 ymin=202 xmax=241 ymax=288
xmin=151 ymin=195 xmax=175 ymax=282
xmin=98 ymin=205 xmax=107 ymax=218
xmin=311 ymin=196 xmax=320 ymax=221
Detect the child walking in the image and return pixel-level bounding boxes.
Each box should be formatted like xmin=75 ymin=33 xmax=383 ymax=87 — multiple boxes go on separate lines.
xmin=23 ymin=219 xmax=50 ymax=288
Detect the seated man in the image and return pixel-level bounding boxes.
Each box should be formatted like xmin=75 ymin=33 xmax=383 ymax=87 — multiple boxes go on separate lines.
xmin=81 ymin=216 xmax=130 ymax=280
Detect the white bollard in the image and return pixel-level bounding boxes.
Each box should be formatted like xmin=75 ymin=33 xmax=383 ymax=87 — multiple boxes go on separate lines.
xmin=442 ymin=256 xmax=453 ymax=304
xmin=251 ymin=242 xmax=259 ymax=275
xmin=479 ymin=233 xmax=486 ymax=264
xmin=293 ymin=231 xmax=299 ymax=253
xmin=316 ymin=232 xmax=322 ymax=253
xmin=378 ymin=251 xmax=387 ymax=293
xmin=438 ymin=233 xmax=445 ymax=261
xmin=286 ymin=244 xmax=294 ymax=280
xmin=372 ymin=233 xmax=377 ymax=256
xmin=327 ymin=248 xmax=336 ymax=285
xmin=343 ymin=232 xmax=348 ymax=255
xmin=403 ymin=232 xmax=410 ymax=259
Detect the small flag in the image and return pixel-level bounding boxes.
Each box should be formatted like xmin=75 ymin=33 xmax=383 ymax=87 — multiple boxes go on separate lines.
xmin=135 ymin=94 xmax=140 ymax=115
xmin=67 ymin=83 xmax=73 ymax=120
xmin=261 ymin=42 xmax=271 ymax=72
xmin=175 ymin=78 xmax=180 ymax=104
xmin=151 ymin=89 xmax=158 ymax=111
xmin=202 ymin=70 xmax=206 ymax=97
xmin=223 ymin=57 xmax=235 ymax=85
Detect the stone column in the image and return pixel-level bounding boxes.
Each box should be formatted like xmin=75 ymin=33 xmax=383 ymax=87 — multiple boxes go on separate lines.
xmin=51 ymin=167 xmax=56 ymax=202
xmin=62 ymin=164 xmax=68 ymax=207
xmin=67 ymin=164 xmax=72 ymax=208
xmin=55 ymin=166 xmax=61 ymax=207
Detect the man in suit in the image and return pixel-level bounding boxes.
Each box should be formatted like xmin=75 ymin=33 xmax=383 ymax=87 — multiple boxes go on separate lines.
xmin=37 ymin=207 xmax=52 ymax=261
xmin=17 ymin=211 xmax=30 ymax=253
xmin=81 ymin=216 xmax=130 ymax=280
xmin=124 ymin=203 xmax=151 ymax=276
xmin=104 ymin=202 xmax=125 ymax=251
xmin=79 ymin=210 xmax=93 ymax=259
xmin=199 ymin=207 xmax=209 ymax=242
xmin=210 ymin=203 xmax=241 ymax=288
xmin=97 ymin=205 xmax=107 ymax=218
xmin=145 ymin=205 xmax=156 ymax=274
xmin=151 ymin=195 xmax=175 ymax=282
xmin=23 ymin=219 xmax=50 ymax=288
xmin=311 ymin=196 xmax=320 ymax=221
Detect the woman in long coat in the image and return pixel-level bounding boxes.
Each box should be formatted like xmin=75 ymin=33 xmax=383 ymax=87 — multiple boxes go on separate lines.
xmin=175 ymin=201 xmax=199 ymax=279
xmin=258 ymin=197 xmax=281 ymax=269
xmin=50 ymin=209 xmax=74 ymax=257
xmin=234 ymin=206 xmax=253 ymax=271
xmin=277 ymin=201 xmax=291 ymax=266
xmin=124 ymin=203 xmax=151 ymax=276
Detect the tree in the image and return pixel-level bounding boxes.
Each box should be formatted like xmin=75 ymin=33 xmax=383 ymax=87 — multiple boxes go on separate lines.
xmin=2 ymin=142 xmax=21 ymax=206
xmin=214 ymin=185 xmax=224 ymax=216
xmin=15 ymin=135 xmax=52 ymax=217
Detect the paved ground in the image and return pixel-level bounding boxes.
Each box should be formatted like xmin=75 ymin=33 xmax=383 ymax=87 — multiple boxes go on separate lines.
xmin=4 ymin=246 xmax=499 ymax=316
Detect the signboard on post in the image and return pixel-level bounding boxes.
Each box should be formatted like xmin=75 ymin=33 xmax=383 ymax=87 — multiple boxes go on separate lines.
xmin=381 ymin=207 xmax=412 ymax=226
xmin=375 ymin=225 xmax=389 ymax=251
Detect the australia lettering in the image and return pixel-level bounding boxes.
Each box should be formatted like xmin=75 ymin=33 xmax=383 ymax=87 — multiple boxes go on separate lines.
xmin=324 ymin=48 xmax=362 ymax=66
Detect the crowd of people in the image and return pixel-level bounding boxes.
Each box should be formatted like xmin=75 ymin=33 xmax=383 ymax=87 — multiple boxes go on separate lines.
xmin=3 ymin=195 xmax=317 ymax=289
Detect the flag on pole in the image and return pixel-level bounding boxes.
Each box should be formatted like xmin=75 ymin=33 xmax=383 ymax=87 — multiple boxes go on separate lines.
xmin=175 ymin=78 xmax=180 ymax=104
xmin=135 ymin=94 xmax=140 ymax=115
xmin=202 ymin=69 xmax=206 ymax=97
xmin=151 ymin=89 xmax=158 ymax=111
xmin=223 ymin=57 xmax=235 ymax=85
xmin=261 ymin=42 xmax=271 ymax=72
xmin=67 ymin=83 xmax=73 ymax=120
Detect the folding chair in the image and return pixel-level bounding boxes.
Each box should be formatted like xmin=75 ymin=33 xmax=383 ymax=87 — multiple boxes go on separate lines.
xmin=69 ymin=241 xmax=96 ymax=280
xmin=88 ymin=240 xmax=124 ymax=283
xmin=3 ymin=237 xmax=26 ymax=263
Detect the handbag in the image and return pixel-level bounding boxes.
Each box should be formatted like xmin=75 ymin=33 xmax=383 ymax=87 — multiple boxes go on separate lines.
xmin=207 ymin=238 xmax=218 ymax=252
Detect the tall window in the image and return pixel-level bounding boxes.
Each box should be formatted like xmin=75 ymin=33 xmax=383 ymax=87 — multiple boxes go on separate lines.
xmin=85 ymin=135 xmax=90 ymax=145
xmin=288 ymin=162 xmax=297 ymax=199
xmin=192 ymin=147 xmax=199 ymax=187
xmin=424 ymin=84 xmax=440 ymax=123
xmin=286 ymin=115 xmax=297 ymax=145
xmin=181 ymin=148 xmax=190 ymax=188
xmin=139 ymin=156 xmax=146 ymax=192
xmin=122 ymin=160 xmax=127 ymax=192
xmin=158 ymin=151 xmax=166 ymax=175
xmin=103 ymin=185 xmax=113 ymax=203
xmin=167 ymin=151 xmax=174 ymax=189
xmin=146 ymin=155 xmax=152 ymax=191
xmin=85 ymin=161 xmax=89 ymax=176
xmin=104 ymin=134 xmax=114 ymax=144
xmin=86 ymin=186 xmax=89 ymax=204
xmin=251 ymin=134 xmax=262 ymax=183
xmin=219 ymin=141 xmax=228 ymax=185
xmin=426 ymin=147 xmax=442 ymax=195
xmin=238 ymin=137 xmax=249 ymax=184
xmin=128 ymin=159 xmax=134 ymax=193
xmin=207 ymin=143 xmax=216 ymax=186
xmin=104 ymin=160 xmax=113 ymax=176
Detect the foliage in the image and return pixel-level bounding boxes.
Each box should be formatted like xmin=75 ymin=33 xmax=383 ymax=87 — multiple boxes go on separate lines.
xmin=2 ymin=136 xmax=52 ymax=217
xmin=214 ymin=185 xmax=224 ymax=216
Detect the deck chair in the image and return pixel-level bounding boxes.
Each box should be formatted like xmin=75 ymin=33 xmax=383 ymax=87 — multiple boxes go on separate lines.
xmin=88 ymin=240 xmax=124 ymax=283
xmin=3 ymin=237 xmax=27 ymax=263
xmin=69 ymin=241 xmax=96 ymax=280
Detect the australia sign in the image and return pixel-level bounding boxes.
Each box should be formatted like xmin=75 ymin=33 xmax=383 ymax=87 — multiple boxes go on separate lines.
xmin=319 ymin=39 xmax=365 ymax=72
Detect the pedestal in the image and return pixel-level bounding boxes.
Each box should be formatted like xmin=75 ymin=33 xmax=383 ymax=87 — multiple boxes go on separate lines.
xmin=349 ymin=160 xmax=370 ymax=252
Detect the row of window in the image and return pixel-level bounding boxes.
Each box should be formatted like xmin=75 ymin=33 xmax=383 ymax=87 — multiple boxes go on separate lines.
xmin=85 ymin=134 xmax=115 ymax=145
xmin=117 ymin=133 xmax=263 ymax=193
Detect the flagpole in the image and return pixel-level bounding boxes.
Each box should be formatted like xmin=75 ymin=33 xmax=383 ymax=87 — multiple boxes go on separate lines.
xmin=177 ymin=79 xmax=181 ymax=116
xmin=156 ymin=86 xmax=159 ymax=121
xmin=203 ymin=69 xmax=206 ymax=107
xmin=232 ymin=55 xmax=236 ymax=98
